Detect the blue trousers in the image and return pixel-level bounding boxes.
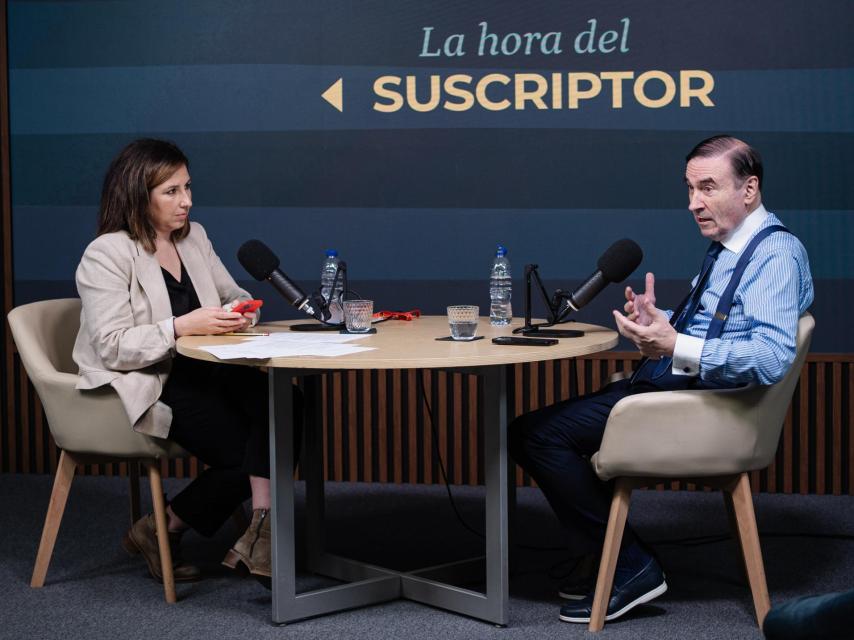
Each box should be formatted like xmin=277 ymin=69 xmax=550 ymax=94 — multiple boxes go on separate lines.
xmin=509 ymin=370 xmax=732 ymax=556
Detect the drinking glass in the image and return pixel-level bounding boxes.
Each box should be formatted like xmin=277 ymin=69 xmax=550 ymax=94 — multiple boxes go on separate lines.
xmin=446 ymin=305 xmax=479 ymax=341
xmin=343 ymin=300 xmax=374 ymax=333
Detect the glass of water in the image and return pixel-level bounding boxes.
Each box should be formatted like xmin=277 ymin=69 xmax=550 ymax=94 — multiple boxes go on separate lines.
xmin=343 ymin=299 xmax=374 ymax=333
xmin=447 ymin=305 xmax=479 ymax=341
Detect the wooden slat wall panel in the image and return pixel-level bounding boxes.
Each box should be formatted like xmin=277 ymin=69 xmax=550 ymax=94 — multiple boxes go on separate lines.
xmin=849 ymin=363 xmax=854 ymax=495
xmin=816 ymin=363 xmax=826 ymax=494
xmin=800 ymin=364 xmax=810 ymax=494
xmin=3 ymin=353 xmax=853 ymax=496
xmin=830 ymin=362 xmax=842 ymax=496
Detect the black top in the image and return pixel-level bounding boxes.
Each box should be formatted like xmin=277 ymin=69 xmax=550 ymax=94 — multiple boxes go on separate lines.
xmin=161 ymin=263 xmax=210 ymax=378
xmin=162 ymin=264 xmax=201 ymax=317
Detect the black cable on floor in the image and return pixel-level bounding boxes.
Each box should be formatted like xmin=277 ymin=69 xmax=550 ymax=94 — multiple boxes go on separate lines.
xmin=418 ymin=374 xmax=576 ymax=552
xmin=418 ymin=372 xmax=486 ymax=541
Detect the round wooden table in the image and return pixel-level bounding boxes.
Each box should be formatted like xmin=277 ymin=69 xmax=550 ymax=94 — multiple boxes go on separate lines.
xmin=177 ymin=316 xmax=617 ymax=626
xmin=177 ymin=315 xmax=617 ymax=370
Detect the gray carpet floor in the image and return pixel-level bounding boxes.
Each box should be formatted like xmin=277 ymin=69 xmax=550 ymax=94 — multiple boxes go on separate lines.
xmin=1 ymin=473 xmax=852 ymax=640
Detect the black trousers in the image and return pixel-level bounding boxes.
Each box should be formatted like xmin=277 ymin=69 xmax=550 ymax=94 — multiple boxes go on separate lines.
xmin=509 ymin=370 xmax=734 ymax=556
xmin=161 ymin=356 xmax=303 ymax=537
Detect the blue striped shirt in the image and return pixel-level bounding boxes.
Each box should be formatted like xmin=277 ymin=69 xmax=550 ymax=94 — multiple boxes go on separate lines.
xmin=672 ymin=207 xmax=814 ymax=386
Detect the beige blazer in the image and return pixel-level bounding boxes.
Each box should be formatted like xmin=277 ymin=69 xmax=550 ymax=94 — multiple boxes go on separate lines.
xmin=73 ymin=222 xmax=252 ymax=438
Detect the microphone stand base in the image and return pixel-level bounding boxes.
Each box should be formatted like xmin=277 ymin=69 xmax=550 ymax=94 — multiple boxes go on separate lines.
xmin=521 ymin=327 xmax=584 ymax=338
xmin=289 ymin=322 xmax=344 ymax=331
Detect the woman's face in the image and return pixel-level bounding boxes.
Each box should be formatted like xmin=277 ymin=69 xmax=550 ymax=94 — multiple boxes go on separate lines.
xmin=149 ymin=164 xmax=192 ymax=239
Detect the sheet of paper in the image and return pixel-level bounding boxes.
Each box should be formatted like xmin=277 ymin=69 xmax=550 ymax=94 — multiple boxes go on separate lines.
xmin=196 ymin=331 xmax=375 ymax=360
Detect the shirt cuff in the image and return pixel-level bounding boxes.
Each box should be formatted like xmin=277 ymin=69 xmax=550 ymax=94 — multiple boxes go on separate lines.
xmin=159 ymin=316 xmax=178 ymax=348
xmin=672 ymin=333 xmax=703 ymax=377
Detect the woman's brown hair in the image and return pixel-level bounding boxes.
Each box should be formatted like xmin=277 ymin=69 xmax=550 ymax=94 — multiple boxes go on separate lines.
xmin=97 ymin=139 xmax=190 ymax=252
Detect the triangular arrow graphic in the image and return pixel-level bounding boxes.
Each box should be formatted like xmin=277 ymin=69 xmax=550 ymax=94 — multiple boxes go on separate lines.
xmin=321 ymin=78 xmax=343 ymax=112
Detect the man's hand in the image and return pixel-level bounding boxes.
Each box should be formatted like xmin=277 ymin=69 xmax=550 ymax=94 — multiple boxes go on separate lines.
xmin=624 ymin=272 xmax=657 ymax=326
xmin=613 ymin=295 xmax=677 ymax=359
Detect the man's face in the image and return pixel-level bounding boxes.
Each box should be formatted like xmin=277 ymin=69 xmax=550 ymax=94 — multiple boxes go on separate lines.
xmin=685 ymin=154 xmax=755 ymax=241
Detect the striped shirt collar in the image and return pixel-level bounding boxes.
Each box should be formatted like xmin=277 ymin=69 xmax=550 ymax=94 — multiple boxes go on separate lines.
xmin=720 ymin=204 xmax=769 ymax=254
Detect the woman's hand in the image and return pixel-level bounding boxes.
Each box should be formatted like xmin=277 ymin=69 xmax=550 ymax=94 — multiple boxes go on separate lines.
xmin=174 ymin=307 xmax=248 ymax=337
xmin=226 ymin=299 xmax=258 ymax=327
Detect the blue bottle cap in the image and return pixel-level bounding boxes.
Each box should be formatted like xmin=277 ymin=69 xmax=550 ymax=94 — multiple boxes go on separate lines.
xmin=325 ymin=249 xmax=339 ymax=257
xmin=496 ymin=245 xmax=507 ymax=257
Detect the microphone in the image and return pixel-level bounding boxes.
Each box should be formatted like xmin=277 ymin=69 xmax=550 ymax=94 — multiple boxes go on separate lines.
xmin=557 ymin=239 xmax=643 ymax=316
xmin=237 ymin=240 xmax=326 ymax=321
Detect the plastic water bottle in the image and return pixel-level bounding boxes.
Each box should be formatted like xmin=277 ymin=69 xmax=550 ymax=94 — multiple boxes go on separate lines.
xmin=490 ymin=245 xmax=512 ymax=326
xmin=320 ymin=249 xmax=344 ymax=323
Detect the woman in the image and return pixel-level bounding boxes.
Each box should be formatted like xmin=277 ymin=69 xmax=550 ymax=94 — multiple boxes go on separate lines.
xmin=73 ymin=138 xmax=291 ymax=584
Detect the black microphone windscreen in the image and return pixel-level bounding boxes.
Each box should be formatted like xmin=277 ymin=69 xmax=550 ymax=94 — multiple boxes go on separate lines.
xmin=238 ymin=240 xmax=280 ymax=281
xmin=597 ymin=239 xmax=643 ymax=283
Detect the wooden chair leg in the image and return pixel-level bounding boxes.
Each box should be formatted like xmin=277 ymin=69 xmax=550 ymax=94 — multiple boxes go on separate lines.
xmin=589 ymin=478 xmax=633 ymax=632
xmin=129 ymin=461 xmax=141 ymax=525
xmin=728 ymin=472 xmax=771 ymax=627
xmin=31 ymin=450 xmax=77 ymax=588
xmin=723 ymin=490 xmax=749 ymax=582
xmin=147 ymin=462 xmax=177 ymax=604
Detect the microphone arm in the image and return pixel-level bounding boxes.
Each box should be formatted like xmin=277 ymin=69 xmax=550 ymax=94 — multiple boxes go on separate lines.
xmin=520 ymin=264 xmax=560 ymax=328
xmin=332 ymin=261 xmax=348 ymax=303
xmin=513 ymin=264 xmax=585 ymax=337
xmin=302 ymin=260 xmax=349 ymax=326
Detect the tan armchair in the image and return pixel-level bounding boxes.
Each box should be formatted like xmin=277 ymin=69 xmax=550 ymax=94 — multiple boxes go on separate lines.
xmin=7 ymin=298 xmax=186 ymax=603
xmin=587 ymin=313 xmax=815 ymax=631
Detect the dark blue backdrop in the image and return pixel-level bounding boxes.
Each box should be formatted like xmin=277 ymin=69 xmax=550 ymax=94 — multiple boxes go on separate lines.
xmin=8 ymin=0 xmax=853 ymax=350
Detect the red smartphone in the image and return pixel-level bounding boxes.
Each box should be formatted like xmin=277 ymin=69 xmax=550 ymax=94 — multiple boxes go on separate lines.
xmin=231 ymin=299 xmax=263 ymax=314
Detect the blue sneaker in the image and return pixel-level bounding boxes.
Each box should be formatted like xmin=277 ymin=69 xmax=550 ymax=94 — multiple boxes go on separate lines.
xmin=559 ymin=556 xmax=667 ymax=623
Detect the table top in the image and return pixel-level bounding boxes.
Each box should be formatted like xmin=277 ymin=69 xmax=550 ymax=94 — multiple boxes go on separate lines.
xmin=176 ymin=316 xmax=618 ymax=370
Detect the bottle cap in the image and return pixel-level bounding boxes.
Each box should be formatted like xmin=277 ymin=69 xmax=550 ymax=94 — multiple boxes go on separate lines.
xmin=325 ymin=249 xmax=339 ymax=257
xmin=496 ymin=245 xmax=507 ymax=257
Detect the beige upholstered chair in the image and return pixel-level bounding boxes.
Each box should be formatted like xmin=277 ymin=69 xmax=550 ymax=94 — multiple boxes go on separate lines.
xmin=8 ymin=298 xmax=186 ymax=603
xmin=587 ymin=313 xmax=815 ymax=631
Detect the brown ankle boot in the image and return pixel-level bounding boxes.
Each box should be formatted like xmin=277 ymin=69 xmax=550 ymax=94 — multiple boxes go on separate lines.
xmin=222 ymin=508 xmax=270 ymax=581
xmin=122 ymin=513 xmax=201 ymax=582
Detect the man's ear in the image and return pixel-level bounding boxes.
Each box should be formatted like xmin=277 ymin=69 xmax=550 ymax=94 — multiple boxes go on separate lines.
xmin=743 ymin=175 xmax=760 ymax=205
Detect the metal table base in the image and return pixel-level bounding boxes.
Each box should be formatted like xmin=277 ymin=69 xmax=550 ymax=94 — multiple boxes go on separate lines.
xmin=268 ymin=366 xmax=514 ymax=625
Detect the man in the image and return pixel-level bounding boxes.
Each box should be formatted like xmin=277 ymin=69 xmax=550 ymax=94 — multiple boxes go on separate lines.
xmin=509 ymin=135 xmax=814 ymax=623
